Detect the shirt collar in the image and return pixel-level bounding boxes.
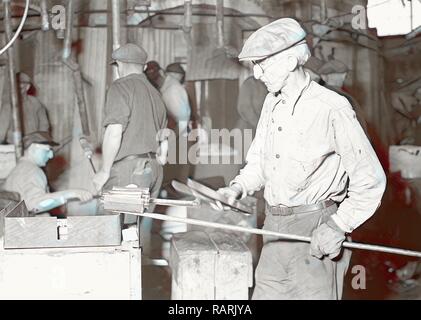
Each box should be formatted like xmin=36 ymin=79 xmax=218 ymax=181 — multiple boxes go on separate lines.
xmin=277 ymin=72 xmax=310 ymax=101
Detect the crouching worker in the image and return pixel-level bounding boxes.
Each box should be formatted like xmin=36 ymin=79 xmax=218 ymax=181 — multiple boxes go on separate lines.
xmin=4 ymin=132 xmax=93 ymax=214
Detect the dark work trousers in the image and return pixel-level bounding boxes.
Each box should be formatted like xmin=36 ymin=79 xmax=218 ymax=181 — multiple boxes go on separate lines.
xmin=252 ymin=203 xmax=352 ymax=300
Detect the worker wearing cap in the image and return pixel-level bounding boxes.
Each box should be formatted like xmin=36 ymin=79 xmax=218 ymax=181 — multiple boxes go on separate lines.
xmin=93 ymin=44 xmax=168 ymax=229
xmin=3 ymin=132 xmax=93 ymax=213
xmin=217 ymin=18 xmax=386 ymax=299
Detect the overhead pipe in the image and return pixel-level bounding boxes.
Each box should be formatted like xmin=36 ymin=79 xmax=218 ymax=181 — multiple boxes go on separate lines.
xmin=61 ymin=0 xmax=90 ymax=136
xmin=3 ymin=0 xmax=22 ymax=158
xmin=216 ymin=0 xmax=224 ymax=49
xmin=320 ymin=0 xmax=327 ymax=23
xmin=62 ymin=0 xmax=74 ymax=59
xmin=111 ymin=0 xmax=121 ymax=80
xmin=183 ymin=0 xmax=192 ymax=52
xmin=40 ymin=0 xmax=49 ymax=31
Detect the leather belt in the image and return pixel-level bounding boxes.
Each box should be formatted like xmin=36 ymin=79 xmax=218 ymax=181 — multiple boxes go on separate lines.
xmin=116 ymin=152 xmax=156 ymax=163
xmin=266 ymin=199 xmax=336 ymax=216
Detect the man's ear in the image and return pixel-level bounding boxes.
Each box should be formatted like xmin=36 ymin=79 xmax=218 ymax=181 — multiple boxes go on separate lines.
xmin=287 ymin=55 xmax=298 ymax=72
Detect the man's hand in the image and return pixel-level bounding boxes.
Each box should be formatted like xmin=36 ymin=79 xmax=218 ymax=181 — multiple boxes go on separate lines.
xmin=157 ymin=139 xmax=168 ymax=165
xmin=157 ymin=153 xmax=167 ymax=166
xmin=310 ymin=218 xmax=346 ymax=260
xmin=93 ymin=170 xmax=110 ymax=193
xmin=217 ymin=184 xmax=242 ymax=200
xmin=211 ymin=184 xmax=243 ymax=211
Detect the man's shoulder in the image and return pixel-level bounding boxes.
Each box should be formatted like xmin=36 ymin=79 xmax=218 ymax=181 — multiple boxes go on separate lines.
xmin=5 ymin=160 xmax=44 ymax=186
xmin=306 ymin=81 xmax=351 ymax=112
xmin=111 ymin=74 xmax=149 ymax=91
xmin=13 ymin=160 xmax=43 ymax=175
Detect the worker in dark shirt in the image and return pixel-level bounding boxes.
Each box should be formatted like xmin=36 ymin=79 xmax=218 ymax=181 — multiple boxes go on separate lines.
xmin=93 ymin=44 xmax=168 ymax=242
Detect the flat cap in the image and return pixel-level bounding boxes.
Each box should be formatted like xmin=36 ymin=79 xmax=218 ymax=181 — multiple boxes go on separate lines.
xmin=19 ymin=72 xmax=32 ymax=84
xmin=110 ymin=43 xmax=148 ymax=65
xmin=23 ymin=131 xmax=59 ymax=149
xmin=318 ymin=59 xmax=348 ymax=75
xmin=239 ymin=18 xmax=307 ymax=61
xmin=166 ymin=63 xmax=185 ymax=75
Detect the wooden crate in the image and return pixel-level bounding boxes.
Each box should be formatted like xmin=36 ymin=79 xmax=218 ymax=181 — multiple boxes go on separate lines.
xmin=0 ymin=243 xmax=142 ymax=300
xmin=3 ymin=201 xmax=121 ymax=249
xmin=170 ymin=231 xmax=253 ymax=300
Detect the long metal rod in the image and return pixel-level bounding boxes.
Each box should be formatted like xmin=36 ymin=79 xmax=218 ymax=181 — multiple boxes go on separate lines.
xmin=3 ymin=0 xmax=22 ymax=159
xmin=150 ymin=198 xmax=199 ymax=207
xmin=113 ymin=210 xmax=421 ymax=259
xmin=62 ymin=0 xmax=74 ymax=59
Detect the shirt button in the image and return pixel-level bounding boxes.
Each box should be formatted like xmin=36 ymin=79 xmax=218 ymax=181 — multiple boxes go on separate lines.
xmin=275 ymin=154 xmax=280 ymax=159
xmin=278 ymin=126 xmax=282 ymax=131
xmin=282 ymin=100 xmax=286 ymax=104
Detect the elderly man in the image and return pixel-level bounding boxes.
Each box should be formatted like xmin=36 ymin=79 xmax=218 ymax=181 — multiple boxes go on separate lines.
xmin=218 ymin=18 xmax=386 ymax=299
xmin=93 ymin=44 xmax=168 ymax=237
xmin=3 ymin=132 xmax=92 ymax=213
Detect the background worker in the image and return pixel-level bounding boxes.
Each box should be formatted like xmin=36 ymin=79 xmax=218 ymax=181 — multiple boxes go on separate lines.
xmin=92 ymin=44 xmax=168 ymax=252
xmin=3 ymin=131 xmax=92 ymax=213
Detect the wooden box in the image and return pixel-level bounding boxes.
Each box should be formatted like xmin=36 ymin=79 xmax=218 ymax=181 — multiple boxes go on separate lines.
xmin=170 ymin=231 xmax=253 ymax=300
xmin=3 ymin=201 xmax=121 ymax=249
xmin=0 ymin=244 xmax=141 ymax=299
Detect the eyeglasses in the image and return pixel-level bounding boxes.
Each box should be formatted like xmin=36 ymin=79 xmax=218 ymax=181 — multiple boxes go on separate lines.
xmin=251 ymin=56 xmax=279 ymax=75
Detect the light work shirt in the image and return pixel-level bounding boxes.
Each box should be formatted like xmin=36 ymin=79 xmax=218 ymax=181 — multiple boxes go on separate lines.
xmin=4 ymin=159 xmax=48 ymax=211
xmin=231 ymin=73 xmax=386 ymax=233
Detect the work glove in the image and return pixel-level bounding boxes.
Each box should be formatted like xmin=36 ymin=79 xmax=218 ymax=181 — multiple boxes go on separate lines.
xmin=310 ymin=217 xmax=346 ymax=260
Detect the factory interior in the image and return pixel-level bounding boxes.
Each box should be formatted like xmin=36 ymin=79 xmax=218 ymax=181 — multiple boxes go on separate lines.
xmin=0 ymin=0 xmax=421 ymax=301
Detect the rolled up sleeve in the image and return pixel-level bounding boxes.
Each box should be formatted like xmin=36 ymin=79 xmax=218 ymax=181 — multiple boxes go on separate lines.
xmin=103 ymin=84 xmax=131 ymax=131
xmin=330 ymin=104 xmax=387 ymax=233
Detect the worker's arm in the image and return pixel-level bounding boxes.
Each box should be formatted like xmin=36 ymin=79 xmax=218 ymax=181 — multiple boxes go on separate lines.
xmin=93 ymin=83 xmax=131 ymax=192
xmin=29 ymin=189 xmax=93 ymax=214
xmin=330 ymin=103 xmax=387 ymax=233
xmin=157 ymin=138 xmax=168 ymax=165
xmin=93 ymin=124 xmax=123 ymax=192
xmin=162 ymin=86 xmax=191 ymax=136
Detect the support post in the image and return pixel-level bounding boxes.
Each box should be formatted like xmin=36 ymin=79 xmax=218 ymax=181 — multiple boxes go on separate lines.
xmin=3 ymin=0 xmax=22 ymax=159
